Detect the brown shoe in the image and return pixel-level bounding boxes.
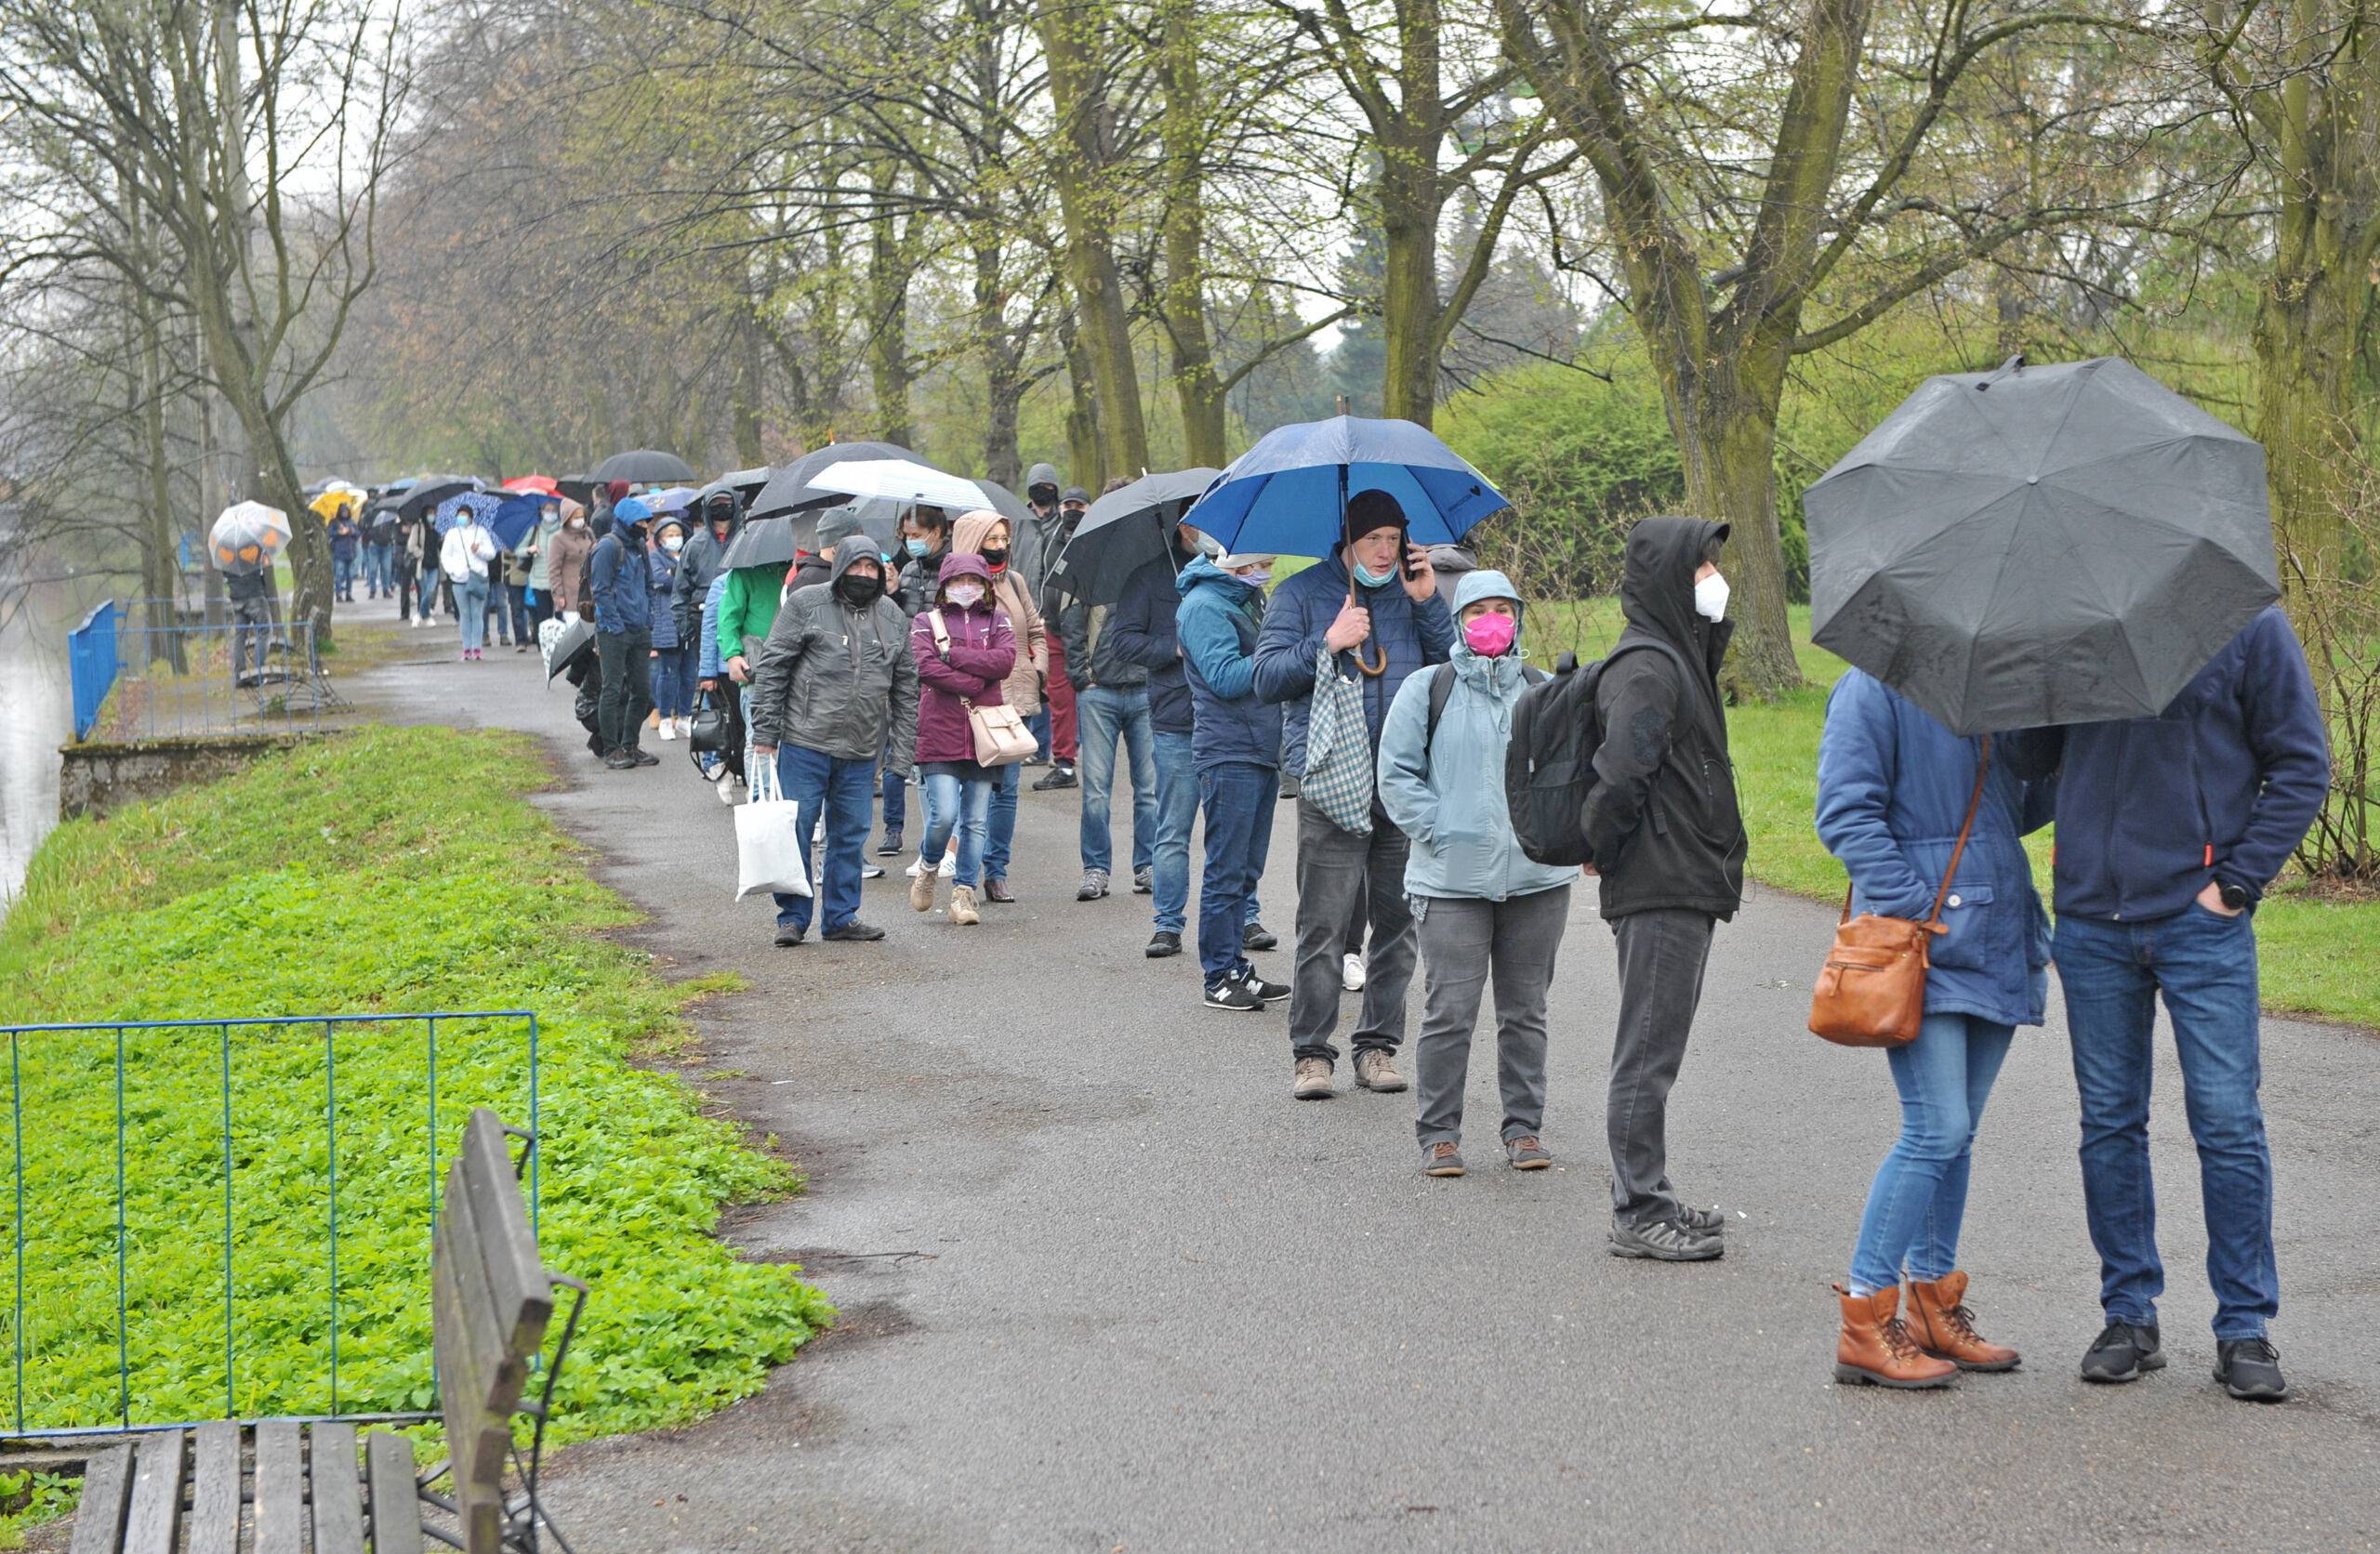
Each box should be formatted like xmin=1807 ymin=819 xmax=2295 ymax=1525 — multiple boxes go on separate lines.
xmin=1352 ymin=1049 xmax=1407 ymax=1093
xmin=910 ymin=869 xmax=936 ymax=913
xmin=1505 ymin=1135 xmax=1552 ymax=1170
xmin=948 ymin=885 xmax=981 ymax=926
xmin=1422 ymin=1141 xmax=1465 ymax=1177
xmin=1904 ymin=1271 xmax=2020 ymax=1372
xmin=1833 ymin=1284 xmax=1958 ymax=1389
xmin=983 ymin=877 xmax=1015 ymax=903
xmin=1291 ymin=1058 xmax=1334 ymax=1100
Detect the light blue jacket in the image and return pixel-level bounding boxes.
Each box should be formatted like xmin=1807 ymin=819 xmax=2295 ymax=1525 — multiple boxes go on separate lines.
xmin=1377 ymin=570 xmax=1575 ymax=902
xmin=1815 ymin=668 xmax=2053 ymax=1028
xmin=696 ymin=573 xmax=732 ymax=679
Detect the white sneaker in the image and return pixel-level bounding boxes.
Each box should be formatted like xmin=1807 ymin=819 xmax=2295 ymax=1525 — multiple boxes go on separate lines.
xmin=937 ymin=851 xmax=956 ymax=878
xmin=715 ymin=771 xmax=737 ymax=805
xmin=658 ymin=720 xmax=677 ymax=742
xmin=677 ymin=717 xmax=693 ymax=737
xmin=1342 ymin=952 xmax=1367 ymax=992
xmin=906 ymin=856 xmax=928 ymax=877
xmin=813 ymin=818 xmax=826 ymax=844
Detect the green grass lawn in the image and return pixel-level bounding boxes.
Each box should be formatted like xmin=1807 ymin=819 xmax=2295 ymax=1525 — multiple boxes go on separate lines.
xmin=0 ymin=727 xmax=831 ymax=1476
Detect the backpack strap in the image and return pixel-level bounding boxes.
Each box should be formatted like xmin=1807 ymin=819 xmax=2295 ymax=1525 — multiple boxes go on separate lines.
xmin=1422 ymin=663 xmax=1455 ymax=757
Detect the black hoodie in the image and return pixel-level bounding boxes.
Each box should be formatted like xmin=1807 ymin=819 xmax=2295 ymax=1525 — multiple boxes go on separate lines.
xmin=1580 ymin=515 xmax=1747 ymax=921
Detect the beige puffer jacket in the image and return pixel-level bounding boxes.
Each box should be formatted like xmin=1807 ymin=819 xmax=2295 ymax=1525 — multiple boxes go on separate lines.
xmin=952 ymin=509 xmax=1047 ymax=715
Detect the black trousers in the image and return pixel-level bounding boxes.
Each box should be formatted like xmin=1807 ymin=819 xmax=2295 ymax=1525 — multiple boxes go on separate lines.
xmin=597 ymin=629 xmax=654 ymax=754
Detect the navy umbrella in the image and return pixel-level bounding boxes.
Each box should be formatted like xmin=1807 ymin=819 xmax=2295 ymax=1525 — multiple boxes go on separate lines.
xmin=488 ymin=492 xmax=553 ymax=552
xmin=1183 ymin=415 xmax=1509 ymax=559
xmin=1805 ymin=355 xmax=2280 ymax=735
xmin=1051 ymin=468 xmax=1221 ymax=606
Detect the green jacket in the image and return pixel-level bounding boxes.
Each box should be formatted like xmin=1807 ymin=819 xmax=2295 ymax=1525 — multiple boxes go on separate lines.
xmin=716 ymin=564 xmax=787 ymax=665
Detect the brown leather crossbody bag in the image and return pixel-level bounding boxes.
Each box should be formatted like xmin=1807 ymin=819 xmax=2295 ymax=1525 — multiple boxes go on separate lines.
xmin=1808 ymin=736 xmax=1992 ymax=1048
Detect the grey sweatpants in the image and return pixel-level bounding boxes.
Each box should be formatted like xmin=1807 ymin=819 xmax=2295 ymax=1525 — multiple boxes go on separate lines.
xmin=1412 ymin=885 xmax=1571 ymax=1153
xmin=1607 ymin=907 xmax=1717 ymax=1227
xmin=1288 ymin=797 xmax=1417 ymax=1063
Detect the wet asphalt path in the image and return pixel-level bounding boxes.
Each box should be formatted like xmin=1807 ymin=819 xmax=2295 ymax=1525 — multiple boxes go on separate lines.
xmin=351 ymin=625 xmax=2380 ymax=1553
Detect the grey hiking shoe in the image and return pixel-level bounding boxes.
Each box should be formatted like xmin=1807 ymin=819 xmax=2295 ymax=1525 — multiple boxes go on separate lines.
xmin=1352 ymin=1049 xmax=1407 ymax=1093
xmin=1077 ymin=868 xmax=1110 ymax=901
xmin=1422 ymin=1141 xmax=1465 ymax=1177
xmin=1609 ymin=1218 xmax=1724 ymax=1262
xmin=1676 ymin=1203 xmax=1726 ymax=1235
xmin=2081 ymin=1321 xmax=2165 ymax=1383
xmin=1505 ymin=1136 xmax=1552 ymax=1170
xmin=1132 ymin=865 xmax=1153 ymax=893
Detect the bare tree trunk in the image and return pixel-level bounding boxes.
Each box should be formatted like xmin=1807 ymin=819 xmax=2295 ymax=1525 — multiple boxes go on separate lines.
xmin=1377 ymin=150 xmax=1443 ymax=427
xmin=1157 ymin=0 xmax=1226 ymax=465
xmin=1060 ymin=308 xmax=1104 ymax=490
xmin=867 ymin=158 xmax=912 ymax=446
xmin=732 ymin=296 xmax=768 ymax=467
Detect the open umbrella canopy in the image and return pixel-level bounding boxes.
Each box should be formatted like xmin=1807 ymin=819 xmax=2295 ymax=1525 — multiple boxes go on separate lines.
xmin=489 ymin=492 xmax=555 ymax=551
xmin=804 ymin=457 xmax=989 ymax=511
xmin=593 ymin=448 xmax=694 ymax=485
xmin=396 ymin=478 xmax=481 ymax=520
xmin=434 ymin=491 xmax=505 ymax=534
xmin=502 ymin=474 xmax=561 ymax=495
xmin=745 ymin=441 xmax=932 ymax=519
xmin=718 ymin=515 xmax=800 ymax=572
xmin=642 ymin=485 xmax=700 ymax=515
xmin=1052 ymin=468 xmax=1222 ymax=606
xmin=717 ymin=466 xmax=774 ymax=501
xmin=308 ymin=484 xmax=365 ymax=522
xmin=545 ymin=614 xmax=596 ymax=682
xmin=1184 ymin=415 xmax=1509 ymax=559
xmin=209 ymin=501 xmax=292 ymax=575
xmin=1805 ymin=355 xmax=2281 ymax=735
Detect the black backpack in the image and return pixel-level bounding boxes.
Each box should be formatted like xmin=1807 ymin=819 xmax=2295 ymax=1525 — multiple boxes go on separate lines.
xmin=1501 ymin=639 xmax=1688 ymax=866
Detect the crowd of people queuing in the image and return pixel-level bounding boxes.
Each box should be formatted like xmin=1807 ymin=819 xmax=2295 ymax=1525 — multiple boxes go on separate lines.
xmin=374 ymin=451 xmax=2328 ymax=1407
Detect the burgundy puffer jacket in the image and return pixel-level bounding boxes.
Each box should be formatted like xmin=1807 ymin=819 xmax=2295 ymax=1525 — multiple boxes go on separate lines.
xmin=910 ymin=552 xmax=1019 ymax=765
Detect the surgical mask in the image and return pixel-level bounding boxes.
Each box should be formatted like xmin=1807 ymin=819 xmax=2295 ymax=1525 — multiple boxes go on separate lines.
xmin=1463 ymin=612 xmax=1518 ymax=657
xmin=945 ymin=581 xmax=985 ymax=609
xmin=567 ymin=519 xmax=586 ymax=531
xmin=1234 ymin=566 xmax=1272 ymax=588
xmin=1353 ymin=560 xmax=1396 ymax=589
xmin=663 ymin=536 xmax=683 ymax=553
xmin=838 ymin=573 xmax=883 ymax=606
xmin=905 ymin=537 xmax=931 ymax=559
xmin=1694 ymin=572 xmax=1730 ymax=623
xmin=981 ymin=546 xmax=1009 ymax=571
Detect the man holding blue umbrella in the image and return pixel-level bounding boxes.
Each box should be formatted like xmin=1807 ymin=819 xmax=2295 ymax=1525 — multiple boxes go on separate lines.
xmin=1253 ymin=489 xmax=1454 ymax=1100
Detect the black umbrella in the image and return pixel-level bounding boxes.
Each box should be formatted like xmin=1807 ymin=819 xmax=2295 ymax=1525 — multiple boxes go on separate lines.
xmin=396 ymin=479 xmax=481 ymax=520
xmin=718 ymin=516 xmax=800 ymax=572
xmin=593 ymin=449 xmax=695 ymax=485
xmin=544 ymin=614 xmax=596 ymax=682
xmin=1805 ymin=355 xmax=2279 ymax=735
xmin=1051 ymin=468 xmax=1221 ymax=606
xmin=556 ymin=475 xmax=596 ymax=509
xmin=745 ymin=441 xmax=931 ymax=519
xmin=717 ymin=466 xmax=774 ymax=503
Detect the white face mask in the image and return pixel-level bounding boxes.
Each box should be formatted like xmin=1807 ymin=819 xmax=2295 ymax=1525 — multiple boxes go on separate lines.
xmin=1234 ymin=566 xmax=1271 ymax=587
xmin=1694 ymin=572 xmax=1730 ymax=623
xmin=946 ymin=582 xmax=985 ymax=609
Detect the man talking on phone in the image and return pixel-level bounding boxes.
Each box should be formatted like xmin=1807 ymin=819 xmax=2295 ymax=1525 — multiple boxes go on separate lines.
xmin=1252 ymin=489 xmax=1455 ymax=1101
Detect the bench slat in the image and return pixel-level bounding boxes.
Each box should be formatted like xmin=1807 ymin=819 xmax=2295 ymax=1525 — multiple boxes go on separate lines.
xmin=121 ymin=1429 xmax=188 ymax=1554
xmin=64 ymin=1444 xmax=134 ymax=1554
xmin=187 ymin=1421 xmax=244 ymax=1554
xmin=436 ymin=1153 xmax=517 ymax=1413
xmin=456 ymin=1112 xmax=551 ymax=1353
xmin=364 ymin=1430 xmax=425 ymax=1554
xmin=253 ymin=1420 xmax=305 ymax=1554
xmin=309 ymin=1423 xmax=366 ymax=1554
xmin=432 ymin=1234 xmax=512 ymax=1554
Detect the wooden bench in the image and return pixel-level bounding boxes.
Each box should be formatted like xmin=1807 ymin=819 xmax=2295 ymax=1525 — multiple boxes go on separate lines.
xmin=67 ymin=1110 xmax=586 ymax=1554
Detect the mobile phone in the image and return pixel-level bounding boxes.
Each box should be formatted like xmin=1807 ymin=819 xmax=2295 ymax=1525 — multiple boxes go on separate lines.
xmin=1402 ymin=544 xmax=1421 ymax=581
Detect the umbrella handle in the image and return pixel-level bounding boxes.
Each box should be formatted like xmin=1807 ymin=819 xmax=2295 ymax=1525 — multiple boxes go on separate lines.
xmin=1347 ymin=577 xmax=1386 ymax=677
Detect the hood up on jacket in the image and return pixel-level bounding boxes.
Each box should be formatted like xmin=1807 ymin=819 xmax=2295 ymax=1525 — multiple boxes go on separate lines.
xmin=935 ymin=548 xmax=996 ymax=598
xmin=1449 ymin=566 xmax=1523 ymax=652
xmin=826 ymin=532 xmax=881 ymax=586
xmin=950 ymin=509 xmax=1012 ymax=569
xmin=1175 ymin=552 xmax=1257 ymax=602
xmin=1620 ymin=515 xmax=1728 ymax=665
xmin=1025 ymin=462 xmax=1062 ymax=500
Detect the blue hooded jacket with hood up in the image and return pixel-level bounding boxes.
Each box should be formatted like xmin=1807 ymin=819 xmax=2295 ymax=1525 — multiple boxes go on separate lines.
xmin=1376 ymin=570 xmax=1576 ymax=902
xmin=1175 ymin=555 xmax=1282 ymax=772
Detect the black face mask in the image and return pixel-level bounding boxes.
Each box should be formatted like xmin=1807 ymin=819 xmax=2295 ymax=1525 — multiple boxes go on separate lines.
xmin=981 ymin=547 xmax=1009 ymax=570
xmin=837 ymin=573 xmax=883 ymax=607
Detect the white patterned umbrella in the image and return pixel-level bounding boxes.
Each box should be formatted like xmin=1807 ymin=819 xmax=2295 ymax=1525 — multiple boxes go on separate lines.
xmin=209 ymin=501 xmax=293 ymax=575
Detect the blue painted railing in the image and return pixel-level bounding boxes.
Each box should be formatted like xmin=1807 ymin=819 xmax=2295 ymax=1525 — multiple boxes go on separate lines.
xmin=66 ymin=599 xmax=122 ymax=742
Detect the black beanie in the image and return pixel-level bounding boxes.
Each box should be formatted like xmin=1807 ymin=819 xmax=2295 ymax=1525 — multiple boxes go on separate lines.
xmin=1345 ymin=487 xmax=1406 ymax=546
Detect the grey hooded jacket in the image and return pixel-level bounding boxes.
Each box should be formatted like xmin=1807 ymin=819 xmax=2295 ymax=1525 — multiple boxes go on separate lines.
xmin=747 ymin=534 xmax=920 ymax=770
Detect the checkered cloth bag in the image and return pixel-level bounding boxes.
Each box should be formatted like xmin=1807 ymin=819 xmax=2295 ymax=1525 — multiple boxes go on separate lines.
xmin=1302 ymin=647 xmax=1374 ymax=836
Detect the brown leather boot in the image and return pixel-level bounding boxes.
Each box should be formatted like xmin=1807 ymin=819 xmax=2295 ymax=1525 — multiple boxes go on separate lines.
xmin=1904 ymin=1271 xmax=2020 ymax=1372
xmin=1833 ymin=1284 xmax=1957 ymax=1389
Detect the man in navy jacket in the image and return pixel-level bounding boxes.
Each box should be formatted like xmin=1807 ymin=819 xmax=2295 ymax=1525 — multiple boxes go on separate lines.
xmin=1107 ymin=516 xmax=1206 ymax=958
xmin=1251 ymin=489 xmax=1455 ymax=1100
xmin=2009 ymin=603 xmax=2327 ymax=1400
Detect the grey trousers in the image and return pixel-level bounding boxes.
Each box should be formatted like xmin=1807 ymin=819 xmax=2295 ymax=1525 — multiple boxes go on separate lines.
xmin=1289 ymin=797 xmax=1417 ymax=1062
xmin=1607 ymin=907 xmax=1717 ymax=1227
xmin=1412 ymin=886 xmax=1572 ymax=1152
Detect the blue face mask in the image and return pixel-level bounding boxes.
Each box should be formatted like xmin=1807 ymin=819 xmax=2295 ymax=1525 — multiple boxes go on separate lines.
xmin=1353 ymin=560 xmax=1396 ymax=589
xmin=905 ymin=537 xmax=930 ymax=559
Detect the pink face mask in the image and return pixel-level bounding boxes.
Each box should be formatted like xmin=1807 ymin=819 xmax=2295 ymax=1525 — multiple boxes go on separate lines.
xmin=1463 ymin=612 xmax=1518 ymax=657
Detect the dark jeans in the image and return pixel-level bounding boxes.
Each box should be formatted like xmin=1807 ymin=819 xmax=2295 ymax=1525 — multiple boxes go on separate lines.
xmin=1197 ymin=761 xmax=1277 ymax=982
xmin=502 ymin=582 xmax=532 ymax=645
xmin=394 ymin=559 xmax=420 ymax=619
xmin=774 ymin=744 xmax=875 ymax=934
xmin=1288 ymin=797 xmax=1416 ymax=1062
xmin=1412 ymin=886 xmax=1570 ymax=1152
xmin=596 ymin=629 xmax=654 ymax=754
xmin=1151 ymin=731 xmax=1197 ymax=934
xmin=364 ymin=541 xmax=393 ymax=596
xmin=525 ymin=592 xmax=555 ymax=638
xmin=1606 ymin=907 xmax=1716 ymax=1228
xmin=983 ymin=760 xmax=1022 ymax=880
xmin=2056 ymin=906 xmax=2276 ymax=1338
xmin=650 ymin=644 xmax=692 ymax=718
xmin=880 ymin=731 xmax=907 ymax=838
xmin=333 ymin=552 xmax=357 ymax=599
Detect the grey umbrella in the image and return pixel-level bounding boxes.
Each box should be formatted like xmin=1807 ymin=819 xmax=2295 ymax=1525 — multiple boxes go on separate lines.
xmin=1051 ymin=468 xmax=1221 ymax=606
xmin=718 ymin=516 xmax=799 ymax=572
xmin=744 ymin=441 xmax=929 ymax=519
xmin=593 ymin=448 xmax=695 ymax=485
xmin=1805 ymin=356 xmax=2280 ymax=735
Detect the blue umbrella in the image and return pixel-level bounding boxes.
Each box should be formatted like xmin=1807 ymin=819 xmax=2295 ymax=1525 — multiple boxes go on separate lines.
xmin=488 ymin=492 xmax=553 ymax=552
xmin=643 ymin=485 xmax=700 ymax=515
xmin=433 ymin=491 xmax=503 ymax=535
xmin=1183 ymin=415 xmax=1509 ymax=559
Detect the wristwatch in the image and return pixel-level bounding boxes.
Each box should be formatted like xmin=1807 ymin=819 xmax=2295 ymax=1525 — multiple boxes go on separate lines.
xmin=2216 ymin=880 xmax=2251 ymax=912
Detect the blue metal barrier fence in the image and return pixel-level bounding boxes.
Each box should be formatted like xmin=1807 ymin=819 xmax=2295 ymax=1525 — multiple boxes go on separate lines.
xmin=1 ymin=1011 xmax=539 ymax=1440
xmin=66 ymin=599 xmax=122 ymax=741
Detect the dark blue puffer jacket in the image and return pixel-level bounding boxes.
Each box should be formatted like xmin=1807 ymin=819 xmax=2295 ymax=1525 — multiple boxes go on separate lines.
xmin=1250 ymin=552 xmax=1455 ymax=777
xmin=1107 ymin=548 xmax=1195 ymax=735
xmin=1176 ymin=557 xmax=1281 ymax=772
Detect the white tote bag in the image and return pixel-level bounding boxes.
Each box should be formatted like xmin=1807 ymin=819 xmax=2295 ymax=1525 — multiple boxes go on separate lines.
xmin=734 ymin=757 xmax=812 ymax=899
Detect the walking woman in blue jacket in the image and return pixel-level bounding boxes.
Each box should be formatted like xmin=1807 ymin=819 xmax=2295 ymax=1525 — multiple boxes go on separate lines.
xmin=1816 ymin=668 xmax=2051 ymax=1388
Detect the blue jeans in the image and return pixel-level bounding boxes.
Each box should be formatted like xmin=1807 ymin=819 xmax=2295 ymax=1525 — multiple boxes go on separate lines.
xmin=1848 ymin=1012 xmax=2015 ymax=1292
xmin=2056 ymin=907 xmax=2276 ymax=1338
xmin=365 ymin=542 xmax=392 ymax=595
xmin=333 ymin=552 xmax=357 ymax=597
xmin=919 ymin=765 xmax=994 ymax=889
xmin=983 ymin=761 xmax=1023 ymax=881
xmin=456 ymin=574 xmax=489 ymax=652
xmin=503 ymin=583 xmax=532 ymax=645
xmin=773 ymin=744 xmax=875 ymax=934
xmin=1030 ymin=705 xmax=1051 ymax=763
xmin=1151 ymin=731 xmax=1197 ymax=932
xmin=416 ymin=567 xmax=440 ymax=620
xmin=1077 ymin=685 xmax=1155 ymax=875
xmin=649 ymin=644 xmax=692 ymax=718
xmin=1197 ymin=761 xmax=1277 ymax=982
xmin=880 ymin=731 xmax=908 ymax=839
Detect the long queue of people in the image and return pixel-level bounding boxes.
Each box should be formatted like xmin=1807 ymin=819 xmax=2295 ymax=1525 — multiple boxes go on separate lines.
xmin=433 ymin=454 xmax=2328 ymax=1406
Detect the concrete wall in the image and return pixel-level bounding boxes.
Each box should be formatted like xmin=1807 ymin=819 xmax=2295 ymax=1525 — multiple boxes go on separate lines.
xmin=58 ymin=732 xmax=315 ymax=821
